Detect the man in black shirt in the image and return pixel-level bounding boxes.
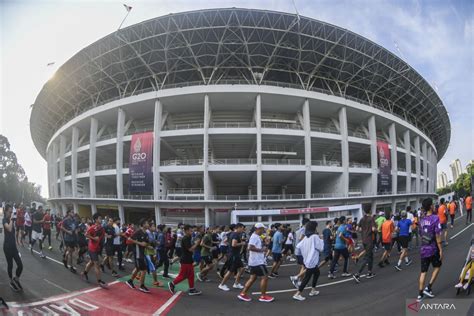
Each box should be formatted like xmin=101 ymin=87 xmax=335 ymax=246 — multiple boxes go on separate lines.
xmin=126 ymin=218 xmax=150 ymax=293
xmin=218 ymin=223 xmax=245 ymax=291
xmin=3 ymin=204 xmax=24 ymax=292
xmin=101 ymin=218 xmax=119 ymax=277
xmin=168 ymin=224 xmax=202 ymax=296
xmin=30 ymin=205 xmax=46 ymax=258
xmin=352 ymin=205 xmax=377 ymax=283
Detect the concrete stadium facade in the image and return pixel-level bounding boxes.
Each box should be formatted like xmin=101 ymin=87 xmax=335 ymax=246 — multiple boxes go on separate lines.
xmin=30 ymin=8 xmax=450 ymax=226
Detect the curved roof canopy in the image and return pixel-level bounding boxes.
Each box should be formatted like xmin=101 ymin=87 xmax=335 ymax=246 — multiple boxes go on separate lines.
xmin=30 ymin=8 xmax=450 ymax=159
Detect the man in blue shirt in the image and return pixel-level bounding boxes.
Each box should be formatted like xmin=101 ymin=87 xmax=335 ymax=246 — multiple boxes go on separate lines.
xmin=329 ymin=216 xmax=350 ymax=278
xmin=269 ymin=223 xmax=284 ymax=278
xmin=395 ymin=210 xmax=413 ymax=271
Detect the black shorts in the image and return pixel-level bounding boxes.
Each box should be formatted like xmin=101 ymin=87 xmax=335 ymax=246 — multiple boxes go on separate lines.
xmin=382 ymin=242 xmax=392 ymax=251
xmin=421 ymin=252 xmax=442 ymax=273
xmin=135 ymin=257 xmax=147 ymax=271
xmin=65 ymin=240 xmax=77 ymax=249
xmin=201 ymin=255 xmax=213 ymax=265
xmin=105 ymin=245 xmax=114 ymax=257
xmin=296 ymin=255 xmax=304 ymax=265
xmin=399 ymin=236 xmax=410 ymax=249
xmin=249 ymin=265 xmax=268 ymax=277
xmin=88 ymin=251 xmax=100 ymax=262
xmin=228 ymin=256 xmax=244 ymax=273
xmin=272 ymin=252 xmax=282 ymax=263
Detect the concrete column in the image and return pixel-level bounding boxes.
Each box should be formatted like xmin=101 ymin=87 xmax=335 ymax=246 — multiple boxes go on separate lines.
xmin=203 ymin=95 xmax=210 ymax=200
xmin=153 ymin=99 xmax=163 ymax=200
xmin=73 ymin=202 xmax=78 ymax=214
xmin=91 ymin=203 xmax=97 ymax=216
xmin=414 ymin=136 xmax=421 ymax=193
xmin=46 ymin=149 xmax=53 ymax=198
xmin=116 ymin=108 xmax=125 ymax=199
xmin=371 ymin=200 xmax=377 ymax=214
xmin=303 ymin=99 xmax=312 ymax=198
xmin=368 ymin=116 xmax=378 ymax=194
xmin=422 ymin=142 xmax=428 ymax=193
xmin=339 ymin=107 xmax=349 ymax=197
xmin=391 ymin=199 xmax=397 ymax=213
xmin=89 ymin=117 xmax=98 ymax=198
xmin=205 ymin=206 xmax=210 ymax=227
xmin=256 ymin=95 xmax=262 ymax=200
xmin=404 ymin=130 xmax=411 ymax=193
xmin=71 ymin=127 xmax=79 ymax=197
xmin=118 ymin=205 xmax=125 ymax=224
xmin=389 ymin=123 xmax=398 ymax=195
xmin=52 ymin=143 xmax=59 ymax=197
xmin=59 ymin=135 xmax=66 ymax=197
xmin=154 ymin=205 xmax=162 ymax=225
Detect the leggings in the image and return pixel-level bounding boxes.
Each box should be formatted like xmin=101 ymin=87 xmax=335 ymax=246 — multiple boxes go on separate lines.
xmin=4 ymin=247 xmax=23 ymax=279
xmin=298 ymin=266 xmax=320 ymax=291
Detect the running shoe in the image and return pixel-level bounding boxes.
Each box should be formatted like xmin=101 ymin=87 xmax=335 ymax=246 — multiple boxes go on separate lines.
xmin=233 ymin=283 xmax=244 ymax=289
xmin=48 ymin=246 xmax=53 ymax=250
xmin=274 ymin=272 xmax=279 ymax=276
xmin=405 ymin=259 xmax=413 ymax=266
xmin=168 ymin=281 xmax=175 ymax=294
xmin=292 ymin=294 xmax=306 ymax=301
xmin=416 ymin=294 xmax=424 ymax=302
xmin=423 ymin=287 xmax=435 ymax=298
xmin=341 ymin=273 xmax=351 ymax=277
xmin=394 ymin=265 xmax=402 ymax=271
xmin=463 ymin=283 xmax=470 ymax=290
xmin=328 ymin=273 xmax=336 ymax=279
xmin=259 ymin=295 xmax=275 ymax=302
xmin=9 ymin=281 xmax=20 ymax=292
xmin=365 ymin=273 xmax=376 ymax=279
xmin=12 ymin=277 xmax=23 ymax=290
xmin=454 ymin=282 xmax=463 ymax=289
xmin=218 ymin=284 xmax=230 ymax=291
xmin=126 ymin=279 xmax=135 ymax=289
xmin=188 ymin=288 xmax=202 ymax=296
xmin=139 ymin=285 xmax=150 ymax=293
xmin=352 ymin=273 xmax=361 ymax=283
xmin=289 ymin=258 xmax=296 ymax=262
xmin=98 ymin=280 xmax=108 ymax=289
xmin=268 ymin=273 xmax=277 ymax=279
xmin=238 ymin=293 xmax=252 ymax=302
xmin=308 ymin=290 xmax=320 ymax=297
xmin=69 ymin=266 xmax=77 ymax=274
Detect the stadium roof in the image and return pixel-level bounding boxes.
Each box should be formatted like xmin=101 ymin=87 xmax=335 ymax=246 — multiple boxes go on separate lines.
xmin=30 ymin=8 xmax=450 ymax=159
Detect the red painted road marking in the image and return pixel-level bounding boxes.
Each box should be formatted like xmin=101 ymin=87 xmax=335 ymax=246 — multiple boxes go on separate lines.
xmin=7 ymin=281 xmax=181 ymax=315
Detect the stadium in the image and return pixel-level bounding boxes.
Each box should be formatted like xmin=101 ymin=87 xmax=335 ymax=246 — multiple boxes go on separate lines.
xmin=30 ymin=8 xmax=450 ymax=226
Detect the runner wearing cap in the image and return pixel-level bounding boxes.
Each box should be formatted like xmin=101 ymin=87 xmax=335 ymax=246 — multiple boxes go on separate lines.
xmin=238 ymin=223 xmax=274 ymax=302
xmin=394 ymin=210 xmax=414 ymax=271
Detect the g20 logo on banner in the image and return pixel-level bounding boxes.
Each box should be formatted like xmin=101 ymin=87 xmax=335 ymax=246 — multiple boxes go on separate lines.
xmin=132 ymin=137 xmax=147 ymax=161
xmin=378 ymin=147 xmax=389 ymax=168
xmin=129 ymin=132 xmax=153 ymax=192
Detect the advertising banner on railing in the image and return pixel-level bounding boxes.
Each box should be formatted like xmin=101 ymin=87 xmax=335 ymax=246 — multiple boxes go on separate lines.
xmin=129 ymin=132 xmax=153 ymax=192
xmin=377 ymin=141 xmax=391 ymax=193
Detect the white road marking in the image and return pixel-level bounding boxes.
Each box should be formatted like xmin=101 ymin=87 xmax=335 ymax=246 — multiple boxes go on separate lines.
xmin=450 ymin=223 xmax=473 ymax=240
xmin=44 ymin=278 xmax=71 ymax=293
xmin=30 ymin=248 xmax=64 ymax=265
xmin=251 ymin=275 xmax=365 ymax=295
xmin=152 ymin=291 xmax=182 ymax=315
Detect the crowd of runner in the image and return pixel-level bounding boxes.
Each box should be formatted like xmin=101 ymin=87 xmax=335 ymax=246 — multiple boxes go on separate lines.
xmin=1 ymin=193 xmax=472 ymax=308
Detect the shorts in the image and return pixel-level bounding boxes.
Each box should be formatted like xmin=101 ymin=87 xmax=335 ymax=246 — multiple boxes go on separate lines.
xmin=272 ymin=252 xmax=282 ymax=263
xmin=65 ymin=240 xmax=78 ymax=248
xmin=105 ymin=245 xmax=114 ymax=257
xmin=219 ymin=246 xmax=228 ymax=254
xmin=421 ymin=252 xmax=442 ymax=273
xmin=228 ymin=256 xmax=244 ymax=273
xmin=296 ymin=255 xmax=304 ymax=265
xmin=32 ymin=231 xmax=43 ymax=241
xmin=201 ymin=255 xmax=213 ymax=265
xmin=249 ymin=265 xmax=268 ymax=277
xmin=135 ymin=257 xmax=147 ymax=271
xmin=88 ymin=251 xmax=100 ymax=262
xmin=399 ymin=236 xmax=410 ymax=249
xmin=193 ymin=251 xmax=202 ymax=263
xmin=175 ymin=247 xmax=182 ymax=258
xmin=382 ymin=242 xmax=392 ymax=251
xmin=440 ymin=223 xmax=447 ymax=230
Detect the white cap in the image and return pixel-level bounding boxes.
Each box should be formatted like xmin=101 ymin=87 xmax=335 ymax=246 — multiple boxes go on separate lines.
xmin=254 ymin=223 xmax=266 ymax=229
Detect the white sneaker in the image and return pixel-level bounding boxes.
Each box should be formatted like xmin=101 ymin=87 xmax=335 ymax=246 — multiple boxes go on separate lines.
xmin=233 ymin=283 xmax=244 ymax=289
xmin=454 ymin=282 xmax=463 ymax=289
xmin=218 ymin=284 xmax=230 ymax=291
xmin=290 ymin=276 xmax=298 ymax=281
xmin=293 ymin=294 xmax=306 ymax=301
xmin=289 ymin=258 xmax=296 ymax=262
xmin=309 ymin=290 xmax=320 ymax=297
xmin=341 ymin=273 xmax=351 ymax=277
xmin=463 ymin=283 xmax=470 ymax=290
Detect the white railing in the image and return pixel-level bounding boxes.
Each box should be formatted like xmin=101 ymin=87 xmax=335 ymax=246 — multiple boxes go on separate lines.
xmin=312 ymin=160 xmax=342 ymax=167
xmin=95 ymin=194 xmax=118 ymax=198
xmin=163 ymin=123 xmax=204 ymax=130
xmin=77 ymin=168 xmax=89 ymax=173
xmin=311 ymin=126 xmax=339 ymax=134
xmin=160 ymin=159 xmax=203 ymax=166
xmin=125 ymin=127 xmax=153 ymax=135
xmin=96 ymin=164 xmax=116 ymax=170
xmin=209 ymin=158 xmax=257 ymax=165
xmin=261 ymin=122 xmax=302 ymax=130
xmin=167 ymin=188 xmax=204 ymax=194
xmin=349 ymin=130 xmax=369 ymax=139
xmin=211 ymin=122 xmax=255 ymax=128
xmin=349 ymin=162 xmax=371 ymax=168
xmin=262 ymin=159 xmax=305 ymax=165
xmin=123 ymin=194 xmax=154 ymax=200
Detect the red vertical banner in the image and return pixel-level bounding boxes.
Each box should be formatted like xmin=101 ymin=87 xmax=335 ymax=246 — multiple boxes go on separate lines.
xmin=129 ymin=132 xmax=153 ymax=192
xmin=377 ymin=141 xmax=392 ymax=193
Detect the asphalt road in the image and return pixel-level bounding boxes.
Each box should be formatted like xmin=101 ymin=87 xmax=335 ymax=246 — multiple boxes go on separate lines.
xmin=0 ymin=215 xmax=472 ymax=316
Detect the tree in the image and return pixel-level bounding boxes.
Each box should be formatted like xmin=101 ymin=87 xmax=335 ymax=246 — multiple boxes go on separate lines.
xmin=0 ymin=135 xmax=45 ymax=204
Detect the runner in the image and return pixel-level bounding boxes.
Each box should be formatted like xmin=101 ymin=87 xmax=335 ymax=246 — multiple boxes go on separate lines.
xmin=283 ymin=228 xmax=296 ymax=262
xmin=24 ymin=208 xmax=32 ymax=245
xmin=15 ymin=205 xmax=25 ymax=247
xmin=417 ymin=198 xmax=443 ymax=302
xmin=126 ymin=218 xmax=151 ymax=293
xmin=171 ymin=223 xmax=184 ymax=264
xmin=352 ymin=205 xmax=376 ymax=283
xmin=30 ymin=205 xmax=46 ymax=258
xmin=329 ymin=216 xmax=350 ymax=278
xmin=168 ymin=224 xmax=202 ymax=296
xmin=155 ymin=224 xmax=170 ymax=278
xmin=197 ymin=226 xmax=215 ymax=282
xmin=62 ymin=210 xmax=78 ymax=272
xmin=394 ymin=210 xmax=414 ymax=271
xmin=291 ymin=218 xmax=310 ymax=288
xmin=269 ymin=223 xmax=284 ymax=278
xmin=218 ymin=223 xmax=246 ymax=291
xmin=3 ymin=204 xmax=24 ymax=292
xmin=82 ymin=213 xmax=108 ymax=288
xmin=237 ymin=223 xmax=274 ymax=302
xmin=377 ymin=213 xmax=394 ymax=268
xmin=465 ymin=193 xmax=472 ymax=224
xmin=101 ymin=217 xmax=118 ymax=277
xmin=375 ymin=212 xmax=386 ymax=251
xmin=42 ymin=209 xmax=53 ymax=250
xmin=112 ymin=218 xmax=125 ymax=271
xmin=292 ymin=221 xmax=324 ymax=301
xmin=448 ymin=200 xmax=457 ymax=228
xmin=318 ymin=221 xmax=333 ymax=272
xmin=437 ymin=198 xmax=449 ymax=245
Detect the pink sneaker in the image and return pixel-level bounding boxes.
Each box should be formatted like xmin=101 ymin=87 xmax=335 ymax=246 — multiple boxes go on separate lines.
xmin=238 ymin=293 xmax=252 ymax=302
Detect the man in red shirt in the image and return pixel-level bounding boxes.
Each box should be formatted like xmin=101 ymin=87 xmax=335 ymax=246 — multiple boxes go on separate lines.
xmin=81 ymin=213 xmax=107 ymax=288
xmin=437 ymin=198 xmax=448 ymax=245
xmin=15 ymin=206 xmax=25 ymax=247
xmin=42 ymin=210 xmax=53 ymax=250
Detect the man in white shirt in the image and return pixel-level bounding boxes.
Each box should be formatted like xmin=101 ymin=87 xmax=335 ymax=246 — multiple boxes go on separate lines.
xmin=237 ymin=223 xmax=275 ymax=303
xmin=293 ymin=221 xmax=324 ymax=301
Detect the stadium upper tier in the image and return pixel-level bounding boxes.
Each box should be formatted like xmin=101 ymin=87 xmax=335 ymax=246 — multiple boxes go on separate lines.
xmin=30 ymin=8 xmax=450 ymax=159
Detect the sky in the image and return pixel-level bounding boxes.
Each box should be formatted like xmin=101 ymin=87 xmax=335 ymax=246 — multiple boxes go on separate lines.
xmin=0 ymin=0 xmax=473 ymax=197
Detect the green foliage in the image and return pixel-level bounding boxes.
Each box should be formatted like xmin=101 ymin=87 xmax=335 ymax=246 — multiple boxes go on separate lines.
xmin=0 ymin=135 xmax=45 ymax=204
